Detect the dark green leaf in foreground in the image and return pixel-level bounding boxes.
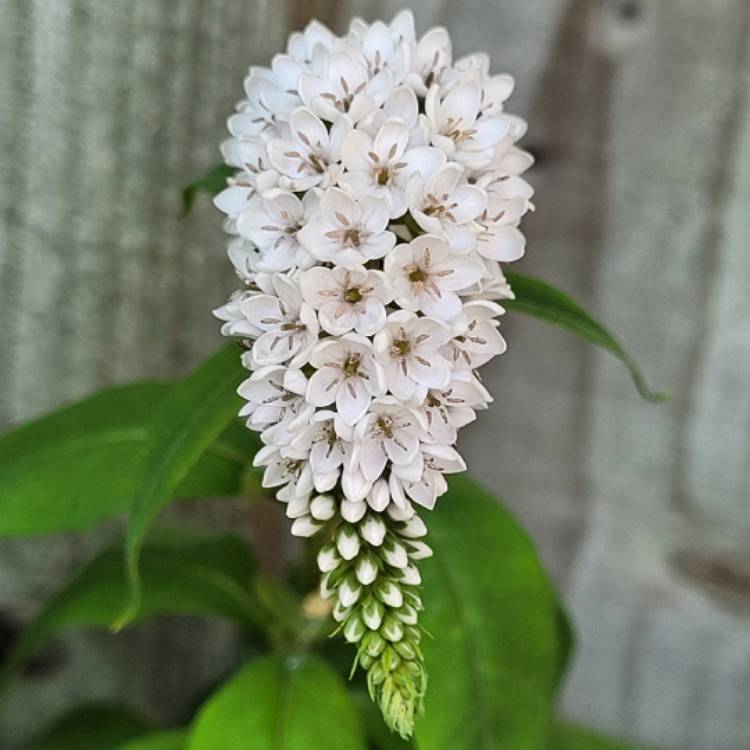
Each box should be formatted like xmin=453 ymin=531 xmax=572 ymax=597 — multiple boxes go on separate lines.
xmin=0 ymin=380 xmax=258 ymax=537
xmin=0 ymin=530 xmax=259 ymax=697
xmin=550 ymin=723 xmax=660 ymax=750
xmin=28 ymin=704 xmax=151 ymax=750
xmin=187 ymin=654 xmax=367 ymax=750
xmin=504 ymin=271 xmax=666 ymax=402
xmin=116 ymin=730 xmax=187 ymax=750
xmin=180 ymin=164 xmax=234 ymax=217
xmin=117 ymin=345 xmax=246 ymax=628
xmin=415 ymin=474 xmax=566 ymax=750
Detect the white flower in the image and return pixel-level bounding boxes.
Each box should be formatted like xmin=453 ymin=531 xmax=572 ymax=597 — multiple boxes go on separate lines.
xmin=384 ymin=234 xmax=483 ymax=319
xmin=299 ymin=49 xmax=392 ymax=123
xmin=253 ymin=445 xmax=314 ymax=495
xmin=307 ymin=335 xmax=385 ymax=425
xmin=237 ymin=364 xmax=311 ymax=432
xmin=297 ymin=188 xmax=396 ymax=265
xmin=237 ymin=189 xmax=318 ymax=272
xmin=300 ymin=264 xmax=392 ymax=336
xmin=225 ymin=238 xmax=263 ymax=282
xmin=405 ymin=26 xmax=452 ymax=96
xmin=353 ymin=397 xmax=427 ymax=483
xmin=407 ymin=163 xmax=487 ymax=253
xmin=340 ymin=119 xmax=445 ymax=217
xmin=425 ymin=82 xmax=509 ymax=169
xmin=391 ymin=443 xmax=465 ymax=510
xmin=228 ymin=71 xmax=294 ymax=139
xmin=289 ymin=410 xmax=354 ymax=475
xmin=474 ymin=195 xmax=527 ymax=262
xmin=348 ymin=13 xmax=413 ymax=85
xmin=213 ymin=289 xmax=261 ymax=338
xmin=240 ymin=274 xmax=319 ymax=367
xmin=286 ymin=19 xmax=336 ymax=64
xmin=268 ymin=107 xmax=351 ymax=190
xmin=443 ymin=300 xmax=507 ymax=368
xmin=373 ymin=310 xmax=452 ymax=400
xmin=358 ymin=86 xmax=428 ymax=147
xmin=421 ymin=373 xmax=491 ymax=443
xmin=465 ymin=259 xmax=515 ymax=301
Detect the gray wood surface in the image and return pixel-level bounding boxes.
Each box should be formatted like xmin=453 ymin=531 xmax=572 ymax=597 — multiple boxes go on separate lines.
xmin=1 ymin=1 xmax=749 ymax=748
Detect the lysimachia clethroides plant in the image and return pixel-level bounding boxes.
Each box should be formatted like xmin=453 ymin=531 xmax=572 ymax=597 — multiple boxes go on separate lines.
xmin=0 ymin=9 xmax=664 ymax=750
xmin=212 ymin=9 xmax=534 ymax=736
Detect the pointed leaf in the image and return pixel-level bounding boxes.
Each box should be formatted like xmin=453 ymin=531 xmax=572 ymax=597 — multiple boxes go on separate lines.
xmin=0 ymin=530 xmax=259 ymax=697
xmin=117 ymin=345 xmax=246 ymax=627
xmin=0 ymin=381 xmax=258 ymax=537
xmin=181 ymin=164 xmax=234 ymax=217
xmin=504 ymin=271 xmax=666 ymax=402
xmin=187 ymin=654 xmax=367 ymax=750
xmin=28 ymin=704 xmax=151 ymax=750
xmin=415 ymin=474 xmax=567 ymax=750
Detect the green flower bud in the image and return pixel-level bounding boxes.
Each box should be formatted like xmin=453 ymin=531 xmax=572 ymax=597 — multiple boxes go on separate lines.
xmin=361 ymin=595 xmax=385 ymax=630
xmin=343 ymin=614 xmax=366 ymax=643
xmin=375 ymin=578 xmax=404 ymax=608
xmin=381 ymin=613 xmax=404 ymax=642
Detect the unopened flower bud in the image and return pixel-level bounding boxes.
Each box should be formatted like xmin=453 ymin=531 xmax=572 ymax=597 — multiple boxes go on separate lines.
xmin=375 ymin=579 xmax=404 ymax=608
xmin=396 ymin=603 xmax=419 ymax=625
xmin=382 ymin=538 xmax=409 ymax=568
xmin=310 ymin=494 xmax=336 ymax=521
xmin=363 ymin=631 xmax=386 ymax=658
xmin=367 ymin=479 xmax=390 ymax=512
xmin=290 ymin=515 xmax=321 ymax=538
xmin=355 ymin=553 xmax=379 ymax=585
xmin=344 ymin=614 xmax=366 ymax=643
xmin=360 ymin=514 xmax=387 ymax=546
xmin=340 ymin=499 xmax=367 ymax=523
xmin=400 ymin=515 xmax=428 ymax=538
xmin=405 ymin=540 xmax=433 ymax=559
xmin=386 ymin=502 xmax=414 ymax=522
xmin=362 ymin=595 xmax=385 ymax=630
xmin=398 ymin=564 xmax=422 ymax=586
xmin=316 ymin=544 xmax=340 ymax=573
xmin=332 ymin=598 xmax=351 ymax=623
xmin=336 ymin=524 xmax=360 ymax=560
xmin=393 ymin=639 xmax=417 ymax=660
xmin=285 ymin=495 xmax=310 ymax=519
xmin=381 ymin=614 xmax=404 ymax=642
xmin=381 ymin=645 xmax=401 ymax=672
xmin=338 ymin=575 xmax=362 ymax=607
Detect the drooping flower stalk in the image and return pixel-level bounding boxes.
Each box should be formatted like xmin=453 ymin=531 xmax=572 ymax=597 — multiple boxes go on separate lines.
xmin=213 ymin=9 xmax=532 ymax=737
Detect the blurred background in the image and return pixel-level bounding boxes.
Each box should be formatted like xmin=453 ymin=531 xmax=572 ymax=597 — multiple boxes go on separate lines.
xmin=1 ymin=0 xmax=749 ymax=748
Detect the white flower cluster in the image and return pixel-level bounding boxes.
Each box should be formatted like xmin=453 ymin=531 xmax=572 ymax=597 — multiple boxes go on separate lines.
xmin=213 ymin=9 xmax=532 ymax=737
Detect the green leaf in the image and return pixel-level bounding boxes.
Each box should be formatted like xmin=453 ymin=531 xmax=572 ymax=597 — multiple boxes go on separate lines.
xmin=116 ymin=345 xmax=246 ymax=628
xmin=187 ymin=654 xmax=367 ymax=750
xmin=0 ymin=381 xmax=258 ymax=537
xmin=549 ymin=723 xmax=659 ymax=750
xmin=28 ymin=704 xmax=151 ymax=750
xmin=415 ymin=474 xmax=567 ymax=750
xmin=504 ymin=271 xmax=666 ymax=402
xmin=180 ymin=164 xmax=234 ymax=217
xmin=0 ymin=530 xmax=259 ymax=697
xmin=116 ymin=730 xmax=187 ymax=750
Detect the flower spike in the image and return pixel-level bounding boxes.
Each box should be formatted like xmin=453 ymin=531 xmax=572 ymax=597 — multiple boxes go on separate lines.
xmin=213 ymin=8 xmax=532 ymax=737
